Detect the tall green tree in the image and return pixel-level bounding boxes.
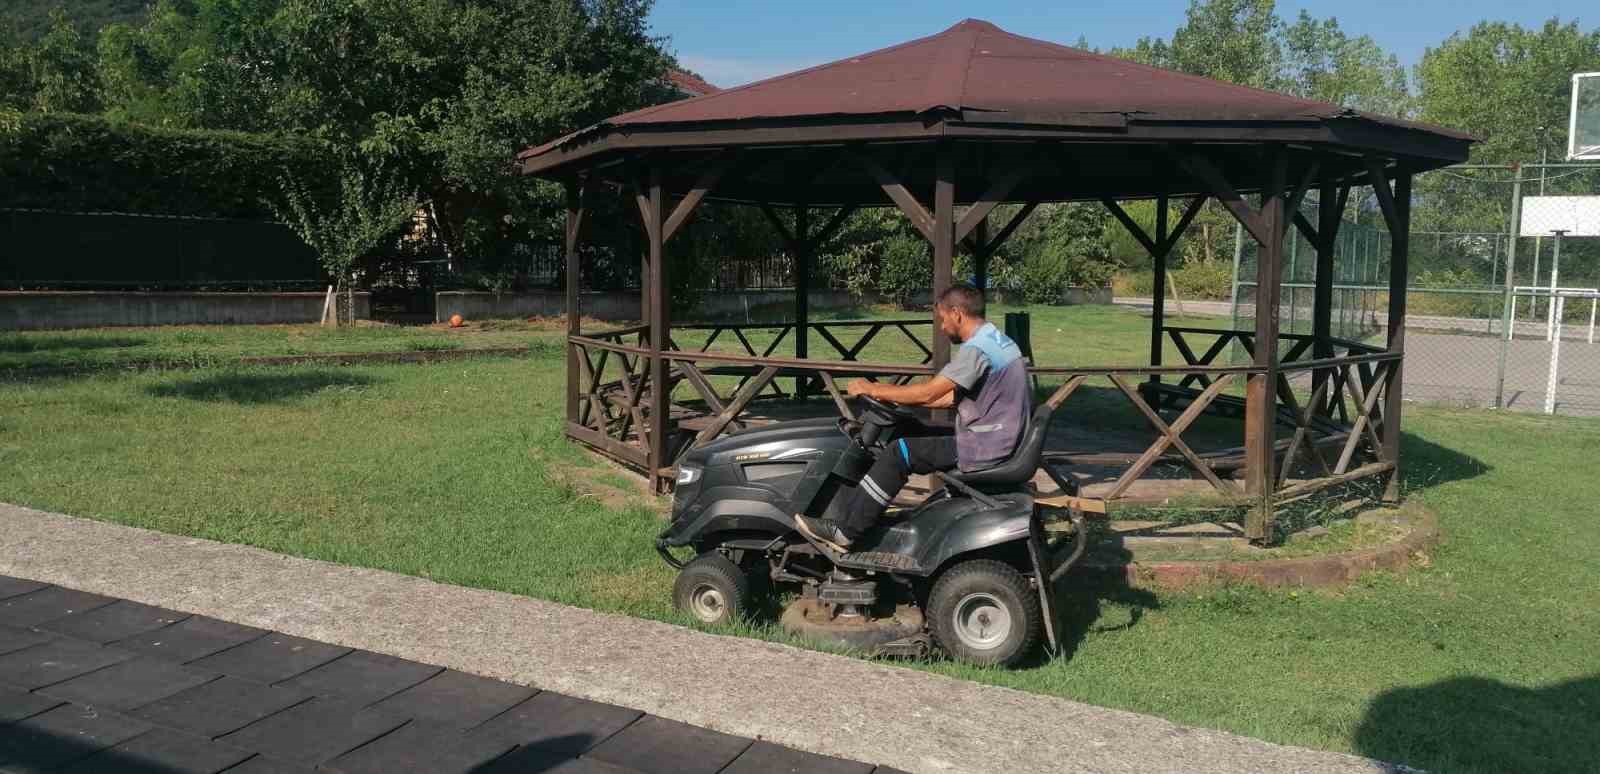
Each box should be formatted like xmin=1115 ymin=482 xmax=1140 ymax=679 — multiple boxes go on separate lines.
xmin=96 ymin=0 xmax=674 ymax=266
xmin=1416 ymin=18 xmax=1600 ymax=162
xmin=1123 ymin=0 xmax=1283 ymax=89
xmin=0 ymin=10 xmax=103 ymax=114
xmin=1282 ymin=11 xmax=1411 ymax=116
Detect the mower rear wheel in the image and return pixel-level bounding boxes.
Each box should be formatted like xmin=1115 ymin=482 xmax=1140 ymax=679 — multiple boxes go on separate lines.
xmin=673 ymin=552 xmax=749 ymax=626
xmin=928 ymin=559 xmax=1041 ymax=667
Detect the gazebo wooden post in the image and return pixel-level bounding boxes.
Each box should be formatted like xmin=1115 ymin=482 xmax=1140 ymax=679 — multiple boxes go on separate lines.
xmin=1310 ymin=183 xmax=1345 ymax=412
xmin=640 ymin=163 xmax=669 ymax=492
xmin=793 ymin=205 xmax=811 ymax=396
xmin=564 ymin=178 xmax=587 ymax=426
xmin=972 ymin=217 xmax=990 ymax=292
xmin=1149 ymin=192 xmax=1170 ymax=385
xmin=1244 ymin=150 xmax=1289 ymax=541
xmin=931 ymin=142 xmax=956 ymax=371
xmin=1366 ymin=160 xmax=1412 ymax=502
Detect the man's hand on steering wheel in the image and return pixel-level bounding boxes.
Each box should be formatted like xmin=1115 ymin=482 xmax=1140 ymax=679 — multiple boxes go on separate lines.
xmin=845 ymin=378 xmax=877 ymax=399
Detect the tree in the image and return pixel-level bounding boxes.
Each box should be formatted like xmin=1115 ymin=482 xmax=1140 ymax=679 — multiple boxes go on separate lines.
xmin=0 ymin=10 xmax=103 ymax=114
xmin=271 ymin=156 xmax=418 ymax=325
xmin=1282 ymin=12 xmax=1411 ymax=116
xmin=1416 ymin=18 xmax=1600 ymax=162
xmin=1121 ymin=0 xmax=1283 ymax=89
xmin=97 ymin=0 xmax=674 ymax=269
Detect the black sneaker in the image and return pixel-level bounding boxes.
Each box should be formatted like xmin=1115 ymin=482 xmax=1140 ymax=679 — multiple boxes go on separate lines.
xmin=792 ymin=514 xmax=853 ymax=553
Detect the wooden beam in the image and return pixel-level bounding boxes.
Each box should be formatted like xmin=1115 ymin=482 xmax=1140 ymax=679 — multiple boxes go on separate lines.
xmin=1107 ymin=373 xmax=1235 ymax=499
xmin=808 ymin=203 xmax=860 ymax=249
xmin=1160 ymin=195 xmax=1208 ymax=255
xmin=756 ymin=201 xmax=797 ymax=246
xmin=955 ymin=164 xmax=1029 ymax=244
xmin=854 ymin=151 xmax=934 ymax=241
xmin=1149 ymin=192 xmax=1170 ymax=380
xmin=645 ymin=164 xmax=670 ymax=493
xmin=1363 ymin=157 xmax=1401 ymax=233
xmin=793 ymin=205 xmax=810 ymax=395
xmin=1244 ymin=148 xmax=1288 ymax=542
xmin=1173 ymin=151 xmax=1273 ymax=248
xmin=692 ymin=366 xmax=779 ymax=445
xmin=982 ymin=201 xmax=1039 ymax=257
xmin=1382 ymin=169 xmax=1411 ymax=501
xmin=931 ymin=142 xmax=956 ymax=373
xmin=1044 ymin=374 xmax=1088 ymax=410
xmin=819 ymin=371 xmax=856 ymax=421
xmin=564 ymin=178 xmax=586 ymax=425
xmin=1292 ymin=211 xmax=1320 ymax=247
xmin=1102 ymin=198 xmax=1159 ymax=256
xmin=1282 ymin=159 xmax=1322 ymax=237
xmin=661 ymin=152 xmax=735 ymax=244
xmin=972 ymin=217 xmax=990 ymax=291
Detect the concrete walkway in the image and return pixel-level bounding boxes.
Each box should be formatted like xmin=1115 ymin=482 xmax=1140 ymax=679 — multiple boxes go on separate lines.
xmin=0 ymin=503 xmax=1390 ymax=774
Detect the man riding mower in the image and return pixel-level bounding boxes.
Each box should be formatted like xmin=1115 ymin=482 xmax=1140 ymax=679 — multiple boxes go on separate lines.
xmin=656 ymin=285 xmax=1086 ymax=666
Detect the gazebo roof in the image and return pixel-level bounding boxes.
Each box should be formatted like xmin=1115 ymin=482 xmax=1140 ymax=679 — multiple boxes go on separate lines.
xmin=522 ymin=19 xmax=1471 ymax=174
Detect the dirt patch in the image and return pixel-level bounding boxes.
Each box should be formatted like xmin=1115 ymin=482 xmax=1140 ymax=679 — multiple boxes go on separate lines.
xmin=1073 ymin=500 xmax=1439 ymax=589
xmin=550 ymin=452 xmax=666 ymax=514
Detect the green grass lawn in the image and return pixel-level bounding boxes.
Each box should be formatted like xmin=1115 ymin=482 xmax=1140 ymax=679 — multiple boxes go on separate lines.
xmin=2 ymin=305 xmax=1596 ymax=773
xmin=0 ymin=318 xmax=568 ymax=371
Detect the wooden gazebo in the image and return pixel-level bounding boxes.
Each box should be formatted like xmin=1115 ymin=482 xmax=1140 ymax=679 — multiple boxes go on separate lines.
xmin=519 ymin=19 xmax=1473 ymax=541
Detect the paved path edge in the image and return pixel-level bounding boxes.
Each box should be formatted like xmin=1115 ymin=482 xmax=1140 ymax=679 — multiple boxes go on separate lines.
xmin=0 ymin=502 xmax=1389 ymax=774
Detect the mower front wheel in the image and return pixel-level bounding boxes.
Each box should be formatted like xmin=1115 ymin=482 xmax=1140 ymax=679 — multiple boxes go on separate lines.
xmin=673 ymin=552 xmax=749 ymax=626
xmin=927 ymin=559 xmax=1042 ymax=667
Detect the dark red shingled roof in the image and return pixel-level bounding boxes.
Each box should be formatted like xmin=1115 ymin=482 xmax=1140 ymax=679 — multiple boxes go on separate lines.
xmin=667 ymin=70 xmax=720 ymax=97
xmin=521 ymin=18 xmax=1472 ymax=165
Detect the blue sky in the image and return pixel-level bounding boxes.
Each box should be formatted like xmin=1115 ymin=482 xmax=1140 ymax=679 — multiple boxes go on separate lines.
xmin=650 ymin=1 xmax=1592 ymax=87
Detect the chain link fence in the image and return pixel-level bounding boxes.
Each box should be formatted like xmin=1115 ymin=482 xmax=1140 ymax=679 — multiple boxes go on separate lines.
xmin=1230 ymin=162 xmax=1600 ymax=416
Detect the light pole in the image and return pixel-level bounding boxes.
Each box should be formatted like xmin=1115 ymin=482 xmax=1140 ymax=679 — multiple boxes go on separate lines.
xmin=1531 ymin=128 xmax=1550 ymax=323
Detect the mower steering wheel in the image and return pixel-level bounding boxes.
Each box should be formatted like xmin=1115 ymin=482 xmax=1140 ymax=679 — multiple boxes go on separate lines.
xmin=857 ymin=394 xmax=918 ymax=422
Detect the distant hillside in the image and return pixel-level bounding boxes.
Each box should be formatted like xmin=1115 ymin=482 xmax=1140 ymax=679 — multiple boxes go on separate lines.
xmin=7 ymin=0 xmax=151 ymax=40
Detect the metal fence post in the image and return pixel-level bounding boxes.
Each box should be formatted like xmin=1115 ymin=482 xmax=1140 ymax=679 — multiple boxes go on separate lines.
xmin=1494 ymin=167 xmax=1522 ymax=410
xmin=1229 ymin=221 xmax=1243 ymax=326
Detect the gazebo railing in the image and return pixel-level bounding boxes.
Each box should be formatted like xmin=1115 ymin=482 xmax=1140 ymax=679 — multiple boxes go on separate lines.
xmin=566 ymin=323 xmax=1399 ymax=514
xmin=567 ymin=324 xmax=937 ymax=475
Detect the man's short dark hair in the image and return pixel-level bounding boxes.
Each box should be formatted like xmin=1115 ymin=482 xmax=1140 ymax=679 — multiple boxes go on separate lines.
xmin=938 ymin=283 xmax=986 ymax=318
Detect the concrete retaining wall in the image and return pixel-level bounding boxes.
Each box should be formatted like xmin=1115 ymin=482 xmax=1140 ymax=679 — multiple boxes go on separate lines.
xmin=436 ymin=286 xmax=1112 ymax=323
xmin=0 ymin=291 xmax=370 ymax=331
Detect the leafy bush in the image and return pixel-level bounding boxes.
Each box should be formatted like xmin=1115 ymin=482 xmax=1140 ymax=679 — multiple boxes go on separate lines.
xmin=1116 ymin=260 xmax=1235 ymax=301
xmin=877 ymin=232 xmax=932 ymax=307
xmin=0 ymin=112 xmax=334 ymax=218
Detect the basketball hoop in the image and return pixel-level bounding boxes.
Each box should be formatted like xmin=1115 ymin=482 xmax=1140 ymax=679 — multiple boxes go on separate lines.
xmin=1569 ymin=72 xmax=1600 ymax=161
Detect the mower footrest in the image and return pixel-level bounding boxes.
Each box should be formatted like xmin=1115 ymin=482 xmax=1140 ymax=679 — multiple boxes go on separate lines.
xmin=840 ymin=551 xmax=921 ymax=572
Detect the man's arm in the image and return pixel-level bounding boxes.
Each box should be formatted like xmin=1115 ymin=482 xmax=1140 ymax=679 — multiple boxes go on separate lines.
xmin=847 ymin=375 xmax=958 ymax=407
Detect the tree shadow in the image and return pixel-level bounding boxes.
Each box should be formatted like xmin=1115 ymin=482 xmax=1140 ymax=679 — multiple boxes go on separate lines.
xmin=1397 ymin=429 xmax=1492 ymax=494
xmin=1043 ymin=566 xmax=1162 ymax=666
xmin=0 ymin=334 xmax=147 ymax=353
xmin=1354 ymin=675 xmax=1600 ymax=774
xmin=146 ymin=370 xmax=379 ymax=404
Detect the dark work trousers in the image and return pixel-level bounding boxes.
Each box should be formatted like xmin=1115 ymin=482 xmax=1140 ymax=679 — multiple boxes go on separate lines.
xmin=832 ymin=435 xmax=958 ymax=539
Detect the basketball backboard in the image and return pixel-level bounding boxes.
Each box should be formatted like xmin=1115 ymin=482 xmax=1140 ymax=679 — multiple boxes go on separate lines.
xmin=1571 ymin=72 xmax=1600 ymax=161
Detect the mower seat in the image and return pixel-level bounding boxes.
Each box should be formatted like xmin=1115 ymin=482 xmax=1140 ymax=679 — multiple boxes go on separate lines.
xmin=945 ymin=404 xmax=1055 ymax=494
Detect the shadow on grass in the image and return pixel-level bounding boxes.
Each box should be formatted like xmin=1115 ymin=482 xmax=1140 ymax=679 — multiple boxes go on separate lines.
xmin=1398 ymin=429 xmax=1492 ymax=494
xmin=0 ymin=334 xmax=146 ymax=353
xmin=1354 ymin=675 xmax=1600 ymax=773
xmin=146 ymin=370 xmax=379 ymax=404
xmin=1047 ymin=573 xmax=1162 ymax=665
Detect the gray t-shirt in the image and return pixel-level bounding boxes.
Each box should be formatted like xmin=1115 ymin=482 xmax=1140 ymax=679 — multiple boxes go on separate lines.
xmin=939 ymin=322 xmax=1032 ymax=470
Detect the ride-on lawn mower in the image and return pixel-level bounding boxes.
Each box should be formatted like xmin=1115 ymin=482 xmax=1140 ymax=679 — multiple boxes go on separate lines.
xmin=657 ymin=395 xmax=1088 ymax=667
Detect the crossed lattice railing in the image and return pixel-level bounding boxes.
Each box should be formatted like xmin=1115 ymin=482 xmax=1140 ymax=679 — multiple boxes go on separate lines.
xmin=566 ymin=322 xmax=1399 ymax=509
xmin=567 ymin=321 xmax=935 ymax=473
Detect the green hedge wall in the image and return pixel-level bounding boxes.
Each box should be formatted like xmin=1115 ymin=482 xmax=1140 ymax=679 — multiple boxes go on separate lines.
xmin=0 ymin=112 xmax=334 ymax=219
